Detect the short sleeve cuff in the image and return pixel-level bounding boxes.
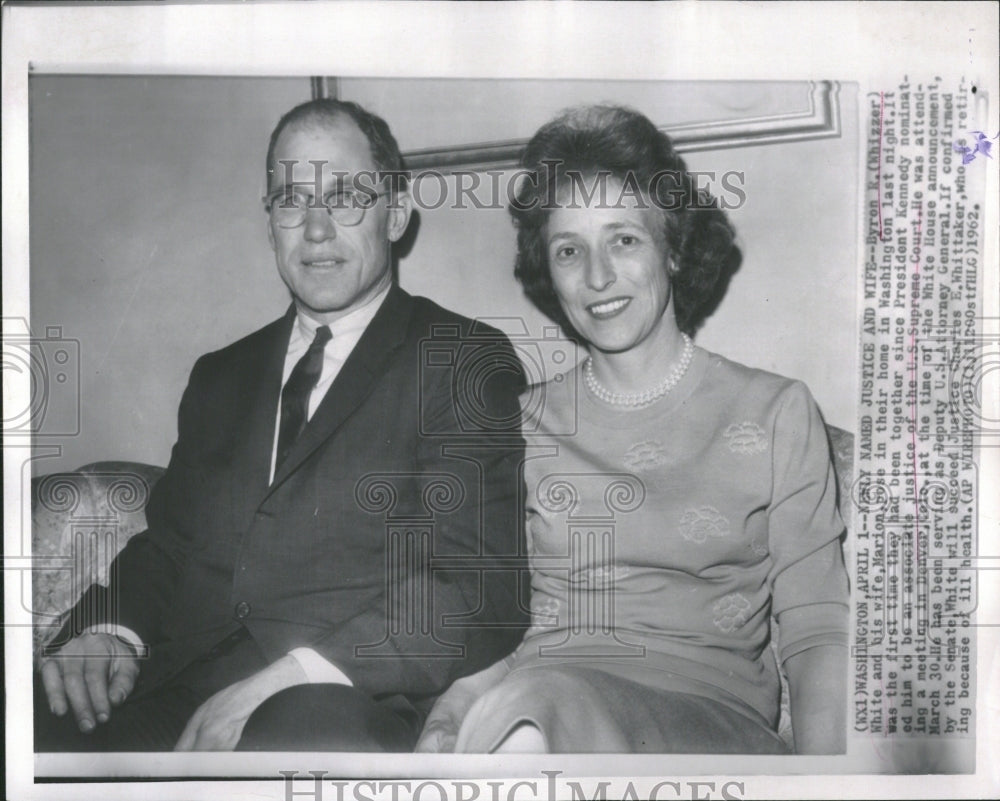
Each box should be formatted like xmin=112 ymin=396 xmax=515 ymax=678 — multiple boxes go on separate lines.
xmin=776 ymin=601 xmax=849 ymax=664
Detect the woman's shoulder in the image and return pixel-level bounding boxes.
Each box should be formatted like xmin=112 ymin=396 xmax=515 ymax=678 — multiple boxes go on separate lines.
xmin=697 ymin=348 xmax=817 ymax=413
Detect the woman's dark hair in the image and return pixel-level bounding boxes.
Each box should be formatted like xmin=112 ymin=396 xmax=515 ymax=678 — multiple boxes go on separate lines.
xmin=511 ymin=104 xmax=741 ymax=337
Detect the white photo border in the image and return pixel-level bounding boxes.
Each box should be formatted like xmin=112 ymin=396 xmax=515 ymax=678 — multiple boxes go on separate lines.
xmin=4 ymin=2 xmax=998 ymax=800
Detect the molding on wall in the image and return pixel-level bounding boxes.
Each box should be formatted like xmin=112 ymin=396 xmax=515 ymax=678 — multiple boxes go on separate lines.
xmin=311 ymin=76 xmax=339 ymax=100
xmin=663 ymin=80 xmax=841 ymax=152
xmin=369 ymin=80 xmax=841 ymax=174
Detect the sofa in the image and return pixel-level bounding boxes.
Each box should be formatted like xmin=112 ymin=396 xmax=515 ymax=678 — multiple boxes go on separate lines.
xmin=30 ymin=425 xmax=855 ymax=749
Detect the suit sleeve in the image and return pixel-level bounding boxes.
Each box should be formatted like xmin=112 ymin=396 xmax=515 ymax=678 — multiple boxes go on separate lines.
xmin=49 ymin=357 xmax=210 ymax=649
xmin=306 ymin=332 xmax=531 ymax=697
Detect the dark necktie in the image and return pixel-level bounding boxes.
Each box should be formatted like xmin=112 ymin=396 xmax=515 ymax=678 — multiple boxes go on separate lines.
xmin=276 ymin=325 xmax=332 ymax=470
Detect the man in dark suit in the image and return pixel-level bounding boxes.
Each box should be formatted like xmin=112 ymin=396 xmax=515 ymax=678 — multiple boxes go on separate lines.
xmin=36 ymin=98 xmax=529 ymax=751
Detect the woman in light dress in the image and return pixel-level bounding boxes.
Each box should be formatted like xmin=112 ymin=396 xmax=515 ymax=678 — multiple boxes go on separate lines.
xmin=417 ymin=105 xmax=848 ymax=754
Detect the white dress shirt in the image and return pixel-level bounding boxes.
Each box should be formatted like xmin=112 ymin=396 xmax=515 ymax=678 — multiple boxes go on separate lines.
xmin=268 ymin=285 xmax=389 ymax=483
xmin=272 ymin=285 xmax=390 ymax=684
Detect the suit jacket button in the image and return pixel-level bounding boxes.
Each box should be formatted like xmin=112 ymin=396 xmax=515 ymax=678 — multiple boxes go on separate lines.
xmin=235 ymin=601 xmax=251 ymax=619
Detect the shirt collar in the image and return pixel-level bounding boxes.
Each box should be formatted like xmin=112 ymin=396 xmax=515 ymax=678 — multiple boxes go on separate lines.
xmin=292 ymin=284 xmax=392 ymax=345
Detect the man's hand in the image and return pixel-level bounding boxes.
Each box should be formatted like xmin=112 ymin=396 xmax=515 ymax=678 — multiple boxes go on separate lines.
xmin=40 ymin=632 xmax=140 ymax=733
xmin=174 ymin=655 xmax=307 ymax=751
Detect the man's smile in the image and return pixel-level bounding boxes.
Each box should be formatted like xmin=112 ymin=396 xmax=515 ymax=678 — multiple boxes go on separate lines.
xmin=302 ymin=256 xmax=347 ymax=268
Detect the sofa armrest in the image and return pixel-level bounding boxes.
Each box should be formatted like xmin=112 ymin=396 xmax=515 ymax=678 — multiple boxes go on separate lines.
xmin=31 ymin=461 xmax=165 ymax=659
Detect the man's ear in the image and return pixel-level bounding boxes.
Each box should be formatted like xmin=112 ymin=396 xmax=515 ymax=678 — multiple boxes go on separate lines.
xmin=386 ymin=190 xmax=413 ymax=243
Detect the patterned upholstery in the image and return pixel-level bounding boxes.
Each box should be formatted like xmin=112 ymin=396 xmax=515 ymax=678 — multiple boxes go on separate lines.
xmin=31 ymin=461 xmax=165 ymax=659
xmin=30 ymin=426 xmax=855 ymax=747
xmin=827 ymin=424 xmax=855 ymax=530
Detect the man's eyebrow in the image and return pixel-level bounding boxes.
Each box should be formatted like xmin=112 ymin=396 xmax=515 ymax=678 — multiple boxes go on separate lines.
xmin=270 ymin=184 xmax=357 ymax=196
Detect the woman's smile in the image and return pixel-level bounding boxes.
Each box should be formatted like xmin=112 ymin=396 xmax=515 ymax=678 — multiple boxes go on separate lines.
xmin=586 ymin=296 xmax=632 ymax=318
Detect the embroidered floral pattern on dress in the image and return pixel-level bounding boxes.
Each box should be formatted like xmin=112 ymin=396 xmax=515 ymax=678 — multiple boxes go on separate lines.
xmin=712 ymin=593 xmax=752 ymax=632
xmin=622 ymin=440 xmax=668 ymax=471
xmin=723 ymin=421 xmax=768 ymax=455
xmin=678 ymin=506 xmax=731 ymax=543
xmin=532 ymin=596 xmax=561 ymax=627
xmin=750 ymin=537 xmax=769 ymax=557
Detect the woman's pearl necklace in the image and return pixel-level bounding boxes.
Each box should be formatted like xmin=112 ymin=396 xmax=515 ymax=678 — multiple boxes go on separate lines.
xmin=583 ymin=334 xmax=694 ymax=408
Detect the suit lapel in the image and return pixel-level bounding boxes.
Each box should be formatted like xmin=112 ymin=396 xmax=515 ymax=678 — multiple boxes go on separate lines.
xmin=265 ymin=287 xmax=414 ymax=497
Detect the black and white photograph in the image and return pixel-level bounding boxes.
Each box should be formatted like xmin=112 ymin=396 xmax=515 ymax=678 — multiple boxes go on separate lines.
xmin=3 ymin=3 xmax=998 ymax=800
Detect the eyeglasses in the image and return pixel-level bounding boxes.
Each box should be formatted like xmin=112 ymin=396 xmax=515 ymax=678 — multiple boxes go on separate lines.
xmin=263 ymin=187 xmax=390 ymax=228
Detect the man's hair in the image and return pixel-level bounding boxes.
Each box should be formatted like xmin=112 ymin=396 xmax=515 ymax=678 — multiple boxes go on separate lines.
xmin=266 ymin=98 xmax=407 ymax=190
xmin=510 ymin=104 xmax=741 ymax=337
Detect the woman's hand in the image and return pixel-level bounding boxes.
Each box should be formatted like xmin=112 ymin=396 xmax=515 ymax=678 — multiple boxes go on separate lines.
xmin=784 ymin=643 xmax=848 ymax=754
xmin=414 ymin=656 xmax=513 ymax=752
xmin=174 ymin=655 xmax=306 ymax=751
